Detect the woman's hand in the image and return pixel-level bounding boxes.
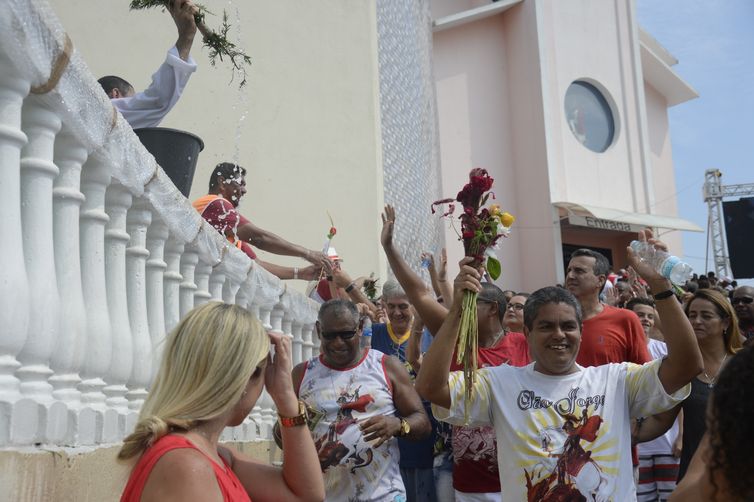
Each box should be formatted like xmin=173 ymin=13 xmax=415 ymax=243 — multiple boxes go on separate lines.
xmin=265 ymin=332 xmax=299 ymax=417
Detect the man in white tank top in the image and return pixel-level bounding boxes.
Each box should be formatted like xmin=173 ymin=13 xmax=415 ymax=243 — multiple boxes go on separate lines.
xmin=290 ymin=300 xmax=431 ymax=502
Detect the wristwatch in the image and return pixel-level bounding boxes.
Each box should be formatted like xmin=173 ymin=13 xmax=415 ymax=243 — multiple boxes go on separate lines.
xmin=397 ymin=418 xmax=410 ymax=437
xmin=278 ymin=401 xmax=308 ymax=428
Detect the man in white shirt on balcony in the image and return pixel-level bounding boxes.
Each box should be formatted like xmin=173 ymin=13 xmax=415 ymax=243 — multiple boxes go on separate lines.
xmin=98 ymin=0 xmax=199 ymax=129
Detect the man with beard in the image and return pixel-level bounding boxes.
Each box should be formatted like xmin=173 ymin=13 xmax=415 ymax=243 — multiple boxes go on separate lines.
xmin=193 ymin=162 xmax=329 ymax=279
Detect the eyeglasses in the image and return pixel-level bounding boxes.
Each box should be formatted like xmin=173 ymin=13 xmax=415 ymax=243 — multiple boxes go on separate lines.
xmin=732 ymin=297 xmax=754 ymax=305
xmin=321 ymin=330 xmax=358 ymax=341
xmin=506 ymin=303 xmax=525 ymax=312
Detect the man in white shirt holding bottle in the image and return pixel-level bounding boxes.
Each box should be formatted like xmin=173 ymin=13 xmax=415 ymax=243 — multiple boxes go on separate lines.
xmin=98 ymin=0 xmax=199 ymax=129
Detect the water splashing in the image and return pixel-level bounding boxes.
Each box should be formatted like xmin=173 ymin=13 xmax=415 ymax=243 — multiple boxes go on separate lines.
xmin=232 ymin=5 xmax=249 ymax=167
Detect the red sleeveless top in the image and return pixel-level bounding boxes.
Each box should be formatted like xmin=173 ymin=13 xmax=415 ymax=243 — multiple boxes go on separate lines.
xmin=120 ymin=434 xmax=252 ymax=502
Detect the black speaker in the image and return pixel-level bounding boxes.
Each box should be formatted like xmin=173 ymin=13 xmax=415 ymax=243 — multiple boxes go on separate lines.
xmin=723 ymin=197 xmax=754 ymax=279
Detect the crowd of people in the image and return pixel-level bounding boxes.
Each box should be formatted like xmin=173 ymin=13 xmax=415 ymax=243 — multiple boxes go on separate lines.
xmin=115 ymin=199 xmax=754 ymax=501
xmin=105 ymin=3 xmax=753 ymax=501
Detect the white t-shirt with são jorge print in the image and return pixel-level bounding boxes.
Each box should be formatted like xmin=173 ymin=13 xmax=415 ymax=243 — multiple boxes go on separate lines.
xmin=433 ymin=359 xmax=690 ymax=502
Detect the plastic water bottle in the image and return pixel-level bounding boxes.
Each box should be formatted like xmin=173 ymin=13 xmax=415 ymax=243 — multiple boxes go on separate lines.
xmin=629 ymin=241 xmax=693 ymax=284
xmin=361 ymin=317 xmax=372 ymax=348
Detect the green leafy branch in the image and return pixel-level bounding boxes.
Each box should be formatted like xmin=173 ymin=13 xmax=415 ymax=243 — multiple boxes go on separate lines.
xmin=130 ymin=0 xmax=251 ymax=87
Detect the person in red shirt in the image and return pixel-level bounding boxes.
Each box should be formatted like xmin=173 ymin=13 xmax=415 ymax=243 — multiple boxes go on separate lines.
xmin=193 ymin=162 xmax=329 ymax=280
xmin=565 ymin=248 xmax=650 ymax=367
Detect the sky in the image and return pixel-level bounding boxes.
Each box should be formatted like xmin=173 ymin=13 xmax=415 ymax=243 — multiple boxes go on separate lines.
xmin=636 ymin=0 xmax=754 ymax=283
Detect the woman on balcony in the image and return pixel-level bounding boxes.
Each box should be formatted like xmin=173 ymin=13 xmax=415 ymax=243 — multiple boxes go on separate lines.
xmin=118 ymin=302 xmax=324 ymax=502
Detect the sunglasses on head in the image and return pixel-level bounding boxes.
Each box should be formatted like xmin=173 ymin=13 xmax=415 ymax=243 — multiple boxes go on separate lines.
xmin=321 ymin=330 xmax=358 ymax=341
xmin=732 ymin=297 xmax=754 ymax=305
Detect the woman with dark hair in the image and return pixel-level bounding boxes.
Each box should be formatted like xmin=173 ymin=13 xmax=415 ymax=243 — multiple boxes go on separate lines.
xmin=502 ymin=292 xmax=529 ymax=334
xmin=669 ymin=345 xmax=754 ymax=501
xmin=635 ymin=289 xmax=742 ymax=482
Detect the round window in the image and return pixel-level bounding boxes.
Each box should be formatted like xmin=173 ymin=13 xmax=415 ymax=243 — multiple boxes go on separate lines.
xmin=564 ymin=81 xmax=616 ymax=153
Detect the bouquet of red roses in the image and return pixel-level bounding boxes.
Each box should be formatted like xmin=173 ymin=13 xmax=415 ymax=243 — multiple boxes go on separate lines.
xmin=432 ymin=168 xmax=514 ymax=406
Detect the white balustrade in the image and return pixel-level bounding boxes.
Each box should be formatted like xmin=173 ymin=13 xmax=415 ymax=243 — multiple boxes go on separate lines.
xmin=146 ymin=217 xmax=169 ymax=372
xmin=0 ymin=51 xmax=31 ymax=445
xmin=178 ymin=246 xmax=200 ymax=318
xmin=209 ymin=262 xmax=227 ymax=302
xmin=0 ymin=0 xmax=323 ymax=448
xmin=17 ymin=95 xmax=65 ymax=445
xmin=291 ymin=322 xmax=304 ymax=366
xmin=194 ymin=259 xmax=214 ymax=306
xmin=162 ymin=236 xmax=184 ymax=334
xmin=51 ymin=129 xmax=92 ymax=441
xmin=80 ymin=158 xmax=119 ymax=443
xmin=125 ymin=197 xmax=153 ymax=410
xmin=302 ymin=324 xmax=315 ymax=362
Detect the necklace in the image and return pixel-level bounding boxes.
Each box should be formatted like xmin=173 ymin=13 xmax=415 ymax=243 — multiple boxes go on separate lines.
xmin=386 ymin=323 xmax=411 ymax=345
xmin=702 ymin=353 xmax=728 ymax=388
xmin=482 ymin=330 xmax=505 ymax=348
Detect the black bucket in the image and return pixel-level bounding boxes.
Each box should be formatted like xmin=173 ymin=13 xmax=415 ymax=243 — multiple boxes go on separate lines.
xmin=134 ymin=127 xmax=204 ymax=198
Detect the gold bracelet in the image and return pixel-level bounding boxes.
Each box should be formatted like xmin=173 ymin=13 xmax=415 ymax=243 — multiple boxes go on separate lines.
xmin=278 ymin=401 xmax=308 ymax=428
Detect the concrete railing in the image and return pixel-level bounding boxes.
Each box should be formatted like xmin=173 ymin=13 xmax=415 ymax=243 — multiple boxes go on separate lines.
xmin=0 ymin=0 xmax=321 ymax=447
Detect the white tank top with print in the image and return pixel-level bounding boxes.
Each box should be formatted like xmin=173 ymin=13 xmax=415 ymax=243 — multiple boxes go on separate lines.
xmin=299 ymin=349 xmax=406 ymax=502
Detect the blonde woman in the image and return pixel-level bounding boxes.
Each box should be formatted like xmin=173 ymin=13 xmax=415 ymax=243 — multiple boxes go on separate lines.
xmin=119 ymin=302 xmax=324 ymax=502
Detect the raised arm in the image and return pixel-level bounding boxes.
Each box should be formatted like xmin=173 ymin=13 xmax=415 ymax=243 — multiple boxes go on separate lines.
xmin=332 ymin=268 xmax=377 ymax=313
xmin=415 ymin=258 xmax=481 ymax=408
xmin=229 ymin=333 xmax=324 ymax=502
xmin=627 ymin=230 xmax=703 ymax=394
xmin=381 ymin=205 xmax=449 ymax=334
xmin=406 ymin=307 xmax=424 ymax=373
xmin=170 ymin=0 xmax=199 ymax=61
xmin=236 ymin=220 xmax=330 ymax=270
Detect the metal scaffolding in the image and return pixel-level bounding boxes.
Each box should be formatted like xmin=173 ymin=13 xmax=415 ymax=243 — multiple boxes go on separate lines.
xmin=702 ymin=169 xmax=754 ymax=277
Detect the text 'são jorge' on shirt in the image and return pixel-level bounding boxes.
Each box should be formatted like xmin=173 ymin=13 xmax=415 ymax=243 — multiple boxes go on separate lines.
xmin=433 ymin=359 xmax=690 ymax=501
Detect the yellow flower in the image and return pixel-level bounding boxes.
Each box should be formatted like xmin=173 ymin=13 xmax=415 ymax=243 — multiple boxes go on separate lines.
xmin=499 ymin=212 xmax=515 ymax=227
xmin=489 ymin=204 xmax=502 ymax=216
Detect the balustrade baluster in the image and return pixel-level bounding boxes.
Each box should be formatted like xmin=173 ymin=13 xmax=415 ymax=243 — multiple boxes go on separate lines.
xmin=208 ymin=262 xmax=227 ymax=302
xmin=179 ymin=245 xmax=199 ymax=317
xmin=223 ymin=270 xmax=243 ymax=305
xmin=291 ymin=322 xmax=304 ymax=367
xmin=51 ymin=129 xmax=94 ymax=443
xmin=80 ymin=158 xmax=119 ymax=443
xmin=302 ymin=324 xmax=314 ymax=362
xmin=146 ymin=217 xmax=169 ymax=375
xmin=125 ymin=198 xmax=153 ymax=411
xmin=103 ymin=181 xmax=134 ymax=437
xmin=257 ymin=306 xmax=277 ymax=434
xmin=194 ymin=260 xmax=213 ymax=307
xmin=163 ymin=236 xmax=184 ymax=334
xmin=0 ymin=58 xmax=31 ymax=445
xmin=17 ymin=96 xmax=67 ymax=444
